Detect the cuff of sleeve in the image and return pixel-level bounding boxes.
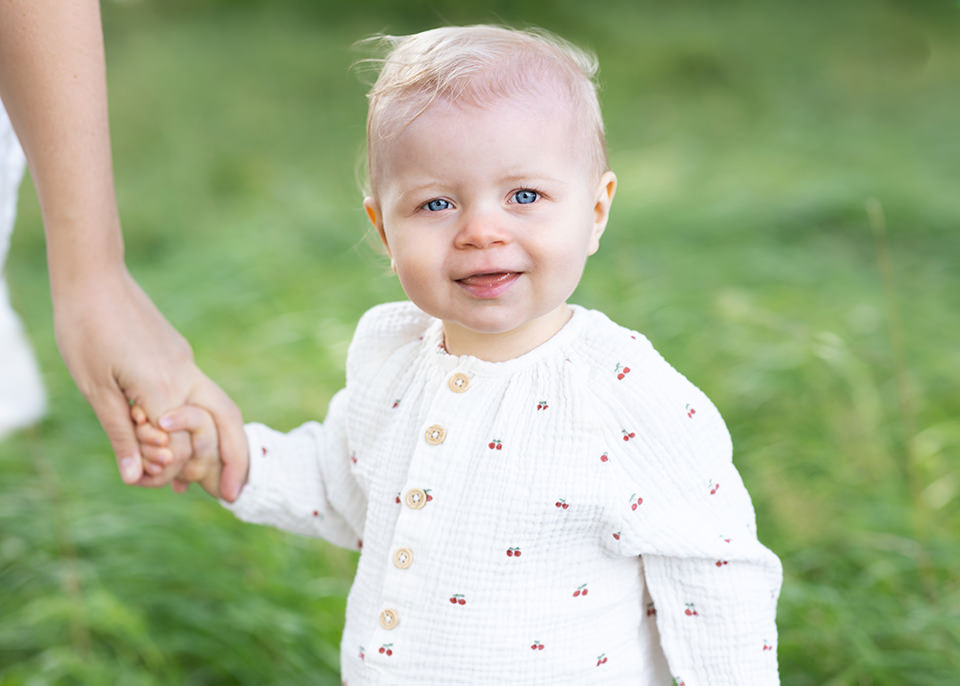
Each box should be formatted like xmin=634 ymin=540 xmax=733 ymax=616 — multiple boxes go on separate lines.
xmin=218 ymin=423 xmax=279 ymax=520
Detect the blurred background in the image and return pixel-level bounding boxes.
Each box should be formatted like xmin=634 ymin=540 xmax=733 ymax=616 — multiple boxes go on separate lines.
xmin=1 ymin=0 xmax=958 ymax=683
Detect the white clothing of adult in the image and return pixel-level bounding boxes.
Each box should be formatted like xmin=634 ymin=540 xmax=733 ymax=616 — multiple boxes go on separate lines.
xmin=0 ymin=101 xmax=46 ymax=438
xmin=225 ymin=301 xmax=782 ymax=686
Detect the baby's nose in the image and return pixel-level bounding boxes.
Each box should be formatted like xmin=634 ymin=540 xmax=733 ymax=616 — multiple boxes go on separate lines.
xmin=454 ymin=210 xmax=511 ymax=249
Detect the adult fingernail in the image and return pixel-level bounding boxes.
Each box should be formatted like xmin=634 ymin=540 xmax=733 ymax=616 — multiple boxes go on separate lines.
xmin=121 ymin=456 xmax=140 ymax=482
xmin=159 ymin=416 xmax=174 ymax=430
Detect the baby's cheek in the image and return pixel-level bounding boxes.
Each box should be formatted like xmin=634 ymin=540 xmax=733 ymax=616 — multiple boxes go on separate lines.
xmin=394 ymin=263 xmax=436 ymax=311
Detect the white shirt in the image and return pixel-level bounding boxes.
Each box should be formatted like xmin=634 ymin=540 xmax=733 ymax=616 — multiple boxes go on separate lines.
xmin=0 ymin=102 xmax=26 ymax=266
xmin=226 ymin=301 xmax=782 ymax=685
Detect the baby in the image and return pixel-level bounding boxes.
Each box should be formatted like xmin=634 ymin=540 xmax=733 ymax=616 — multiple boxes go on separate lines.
xmin=134 ymin=25 xmax=782 ymax=685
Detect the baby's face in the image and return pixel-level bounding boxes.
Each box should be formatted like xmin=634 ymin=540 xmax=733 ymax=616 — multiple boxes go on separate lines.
xmin=365 ymin=90 xmax=616 ymax=359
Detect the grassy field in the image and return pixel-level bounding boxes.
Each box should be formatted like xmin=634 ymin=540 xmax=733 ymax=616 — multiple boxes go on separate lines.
xmin=2 ymin=0 xmax=958 ymax=683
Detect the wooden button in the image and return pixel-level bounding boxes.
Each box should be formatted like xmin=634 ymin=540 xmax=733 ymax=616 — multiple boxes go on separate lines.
xmin=405 ymin=488 xmax=427 ymax=510
xmin=379 ymin=609 xmax=398 ymax=630
xmin=448 ymin=372 xmax=470 ymax=393
xmin=393 ymin=548 xmax=413 ymax=569
xmin=425 ymin=424 xmax=446 ymax=445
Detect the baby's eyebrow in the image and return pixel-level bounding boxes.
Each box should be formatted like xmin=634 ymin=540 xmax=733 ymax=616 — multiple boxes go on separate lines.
xmin=393 ymin=181 xmax=448 ymax=205
xmin=400 ymin=182 xmax=443 ymax=197
xmin=497 ymin=173 xmax=566 ymax=187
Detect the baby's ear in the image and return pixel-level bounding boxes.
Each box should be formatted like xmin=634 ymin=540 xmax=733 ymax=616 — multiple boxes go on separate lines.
xmin=588 ymin=171 xmax=618 ymax=255
xmin=363 ymin=197 xmax=387 ymax=245
xmin=362 ymin=196 xmax=380 ymax=227
xmin=363 ymin=197 xmax=397 ymax=273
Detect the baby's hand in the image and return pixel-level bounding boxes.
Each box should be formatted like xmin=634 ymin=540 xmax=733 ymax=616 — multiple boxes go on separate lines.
xmin=131 ymin=404 xmax=226 ymax=499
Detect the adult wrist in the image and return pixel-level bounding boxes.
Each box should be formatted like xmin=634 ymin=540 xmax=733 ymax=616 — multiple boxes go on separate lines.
xmin=48 ymin=259 xmax=130 ymax=308
xmin=46 ymin=220 xmax=127 ymax=300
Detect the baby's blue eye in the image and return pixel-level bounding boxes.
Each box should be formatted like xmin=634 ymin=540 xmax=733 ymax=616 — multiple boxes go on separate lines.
xmin=513 ymin=190 xmax=539 ymax=204
xmin=425 ymin=198 xmax=452 ymax=212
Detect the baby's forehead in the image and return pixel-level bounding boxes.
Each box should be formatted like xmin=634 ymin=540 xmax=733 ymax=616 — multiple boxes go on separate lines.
xmin=370 ymin=94 xmax=599 ymax=203
xmin=376 ymin=69 xmax=588 ymax=142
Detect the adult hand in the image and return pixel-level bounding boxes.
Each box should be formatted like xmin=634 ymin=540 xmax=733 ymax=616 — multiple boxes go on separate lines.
xmin=53 ymin=267 xmax=247 ymax=501
xmin=0 ymin=1 xmax=246 ymax=500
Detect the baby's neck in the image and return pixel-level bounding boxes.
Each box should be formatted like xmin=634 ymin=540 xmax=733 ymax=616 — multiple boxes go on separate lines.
xmin=442 ymin=305 xmax=572 ymax=362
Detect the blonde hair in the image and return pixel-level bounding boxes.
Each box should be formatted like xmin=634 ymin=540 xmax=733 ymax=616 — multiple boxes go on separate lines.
xmin=361 ymin=25 xmax=608 ymax=195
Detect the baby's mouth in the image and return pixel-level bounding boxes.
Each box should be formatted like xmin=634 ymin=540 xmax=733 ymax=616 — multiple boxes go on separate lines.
xmin=455 ymin=271 xmax=521 ymax=298
xmin=457 ymin=272 xmax=518 ymax=287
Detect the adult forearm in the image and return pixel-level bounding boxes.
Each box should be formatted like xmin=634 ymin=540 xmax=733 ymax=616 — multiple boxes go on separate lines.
xmin=0 ymin=0 xmax=124 ymax=294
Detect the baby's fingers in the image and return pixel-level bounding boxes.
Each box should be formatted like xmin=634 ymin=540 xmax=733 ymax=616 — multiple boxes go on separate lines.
xmin=140 ymin=444 xmax=174 ymax=475
xmin=131 ymin=405 xmax=147 ymax=425
xmin=158 ymin=405 xmax=215 ymax=436
xmin=135 ymin=420 xmax=169 ymax=448
xmin=131 ymin=403 xmax=172 ymax=475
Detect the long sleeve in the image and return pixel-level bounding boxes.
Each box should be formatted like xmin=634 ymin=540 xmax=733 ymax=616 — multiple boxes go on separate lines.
xmin=222 ymin=389 xmax=366 ymax=550
xmin=637 ymin=452 xmax=781 ymax=685
xmin=591 ymin=325 xmax=782 ymax=685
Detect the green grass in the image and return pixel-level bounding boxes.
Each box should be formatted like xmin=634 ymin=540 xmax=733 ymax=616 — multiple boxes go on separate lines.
xmin=2 ymin=0 xmax=958 ymax=683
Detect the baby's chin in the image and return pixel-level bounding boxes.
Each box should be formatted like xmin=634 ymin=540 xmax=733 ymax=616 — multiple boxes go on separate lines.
xmin=438 ymin=304 xmax=572 ymax=356
xmin=441 ymin=306 xmax=544 ymax=337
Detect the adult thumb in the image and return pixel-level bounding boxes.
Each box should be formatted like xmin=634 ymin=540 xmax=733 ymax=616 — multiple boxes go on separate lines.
xmin=89 ymin=387 xmax=144 ymax=484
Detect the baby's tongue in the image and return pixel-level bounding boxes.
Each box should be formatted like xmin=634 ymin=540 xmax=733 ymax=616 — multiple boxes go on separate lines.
xmin=460 ymin=272 xmax=514 ymax=286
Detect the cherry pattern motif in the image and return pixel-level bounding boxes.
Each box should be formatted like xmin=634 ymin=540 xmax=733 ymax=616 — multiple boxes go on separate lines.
xmin=362 ymin=341 xmax=759 ymax=675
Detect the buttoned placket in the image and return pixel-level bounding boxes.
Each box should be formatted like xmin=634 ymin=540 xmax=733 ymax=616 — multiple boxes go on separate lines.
xmin=370 ymin=364 xmax=475 ymax=664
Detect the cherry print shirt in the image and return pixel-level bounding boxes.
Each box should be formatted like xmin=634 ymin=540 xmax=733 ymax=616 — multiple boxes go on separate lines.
xmin=224 ymin=301 xmax=782 ymax=686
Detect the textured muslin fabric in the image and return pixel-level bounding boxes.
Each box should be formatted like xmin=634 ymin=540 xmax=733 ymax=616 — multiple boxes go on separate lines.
xmin=225 ymin=301 xmax=782 ymax=685
xmin=0 ymin=100 xmax=46 ymax=437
